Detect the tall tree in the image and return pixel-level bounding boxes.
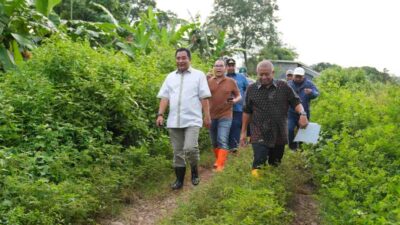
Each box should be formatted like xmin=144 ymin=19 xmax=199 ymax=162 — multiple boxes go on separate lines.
xmin=247 ymin=41 xmax=298 ymax=74
xmin=311 ymin=62 xmax=341 ymax=72
xmin=54 ymin=0 xmax=156 ymax=23
xmin=207 ymin=0 xmax=279 ymax=66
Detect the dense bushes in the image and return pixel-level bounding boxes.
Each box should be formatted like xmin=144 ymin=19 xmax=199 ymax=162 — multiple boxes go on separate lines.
xmin=306 ymin=68 xmax=400 ymax=224
xmin=0 ymin=38 xmax=208 ymax=224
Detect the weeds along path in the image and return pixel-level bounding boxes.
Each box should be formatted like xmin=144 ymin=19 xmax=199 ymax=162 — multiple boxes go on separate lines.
xmin=99 ymin=150 xmax=320 ymax=225
xmin=99 ymin=166 xmax=214 ymax=225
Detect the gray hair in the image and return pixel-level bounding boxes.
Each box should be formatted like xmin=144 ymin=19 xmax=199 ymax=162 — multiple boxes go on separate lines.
xmin=256 ymin=60 xmax=274 ymax=72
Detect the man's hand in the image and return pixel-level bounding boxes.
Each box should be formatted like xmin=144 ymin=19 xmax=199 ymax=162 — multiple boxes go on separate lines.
xmin=240 ymin=131 xmax=248 ymax=147
xmin=298 ymin=115 xmax=309 ymax=128
xmin=156 ymin=116 xmax=164 ymax=127
xmin=304 ymin=88 xmax=312 ymax=95
xmin=203 ymin=115 xmax=211 ymax=128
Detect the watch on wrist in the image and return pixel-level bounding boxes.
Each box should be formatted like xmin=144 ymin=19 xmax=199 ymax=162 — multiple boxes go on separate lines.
xmin=156 ymin=113 xmax=164 ymax=117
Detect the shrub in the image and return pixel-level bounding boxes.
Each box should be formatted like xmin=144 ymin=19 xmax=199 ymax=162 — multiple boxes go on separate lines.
xmin=305 ymin=68 xmax=400 ymax=224
xmin=0 ymin=38 xmax=197 ymax=224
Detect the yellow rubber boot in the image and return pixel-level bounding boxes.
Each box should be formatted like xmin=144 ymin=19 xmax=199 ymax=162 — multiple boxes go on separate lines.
xmin=251 ymin=169 xmax=260 ymax=178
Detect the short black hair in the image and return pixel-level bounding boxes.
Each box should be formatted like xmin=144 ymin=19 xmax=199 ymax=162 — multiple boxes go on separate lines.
xmin=175 ymin=48 xmax=191 ymax=60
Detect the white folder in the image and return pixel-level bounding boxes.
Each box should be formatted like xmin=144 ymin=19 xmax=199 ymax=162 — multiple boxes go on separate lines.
xmin=294 ymin=122 xmax=321 ymax=144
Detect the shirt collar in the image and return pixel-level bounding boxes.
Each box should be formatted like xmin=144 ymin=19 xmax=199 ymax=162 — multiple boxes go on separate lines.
xmin=212 ymin=75 xmax=226 ymax=82
xmin=256 ymin=79 xmax=277 ymax=89
xmin=226 ymin=72 xmax=236 ymax=77
xmin=175 ymin=66 xmax=193 ymax=75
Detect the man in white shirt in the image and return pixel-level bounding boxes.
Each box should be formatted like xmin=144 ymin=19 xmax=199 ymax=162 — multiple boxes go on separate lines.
xmin=156 ymin=48 xmax=211 ymax=190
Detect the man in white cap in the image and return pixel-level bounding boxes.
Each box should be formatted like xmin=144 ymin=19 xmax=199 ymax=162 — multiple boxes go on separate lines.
xmin=286 ymin=69 xmax=294 ymax=81
xmin=287 ymin=67 xmax=319 ymax=150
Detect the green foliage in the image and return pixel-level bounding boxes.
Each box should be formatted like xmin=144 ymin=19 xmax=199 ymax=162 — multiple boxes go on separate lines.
xmin=311 ymin=62 xmax=341 ymax=73
xmin=247 ymin=42 xmax=298 ymax=75
xmin=0 ymin=0 xmax=59 ymax=71
xmin=35 ymin=0 xmax=62 ymax=17
xmin=186 ymin=20 xmax=232 ymax=62
xmin=208 ymin=0 xmax=279 ymax=65
xmin=357 ymin=66 xmax=395 ymax=83
xmin=161 ymin=150 xmax=314 ymax=225
xmin=0 ymin=38 xmax=179 ymax=224
xmin=304 ymin=68 xmax=400 ymax=224
xmin=115 ymin=7 xmax=218 ymax=61
xmin=54 ymin=0 xmax=156 ymax=23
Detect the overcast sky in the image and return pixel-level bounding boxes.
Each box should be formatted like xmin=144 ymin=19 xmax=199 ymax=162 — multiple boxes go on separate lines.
xmin=156 ymin=0 xmax=400 ymax=76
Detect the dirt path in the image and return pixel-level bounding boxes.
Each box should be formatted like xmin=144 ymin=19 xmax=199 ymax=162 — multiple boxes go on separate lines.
xmin=99 ymin=157 xmax=320 ymax=225
xmin=289 ymin=182 xmax=320 ymax=225
xmin=99 ymin=167 xmax=214 ymax=225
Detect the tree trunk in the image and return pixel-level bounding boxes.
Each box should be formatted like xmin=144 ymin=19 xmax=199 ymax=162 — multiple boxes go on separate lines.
xmin=243 ymin=51 xmax=248 ymax=68
xmin=243 ymin=35 xmax=248 ymax=68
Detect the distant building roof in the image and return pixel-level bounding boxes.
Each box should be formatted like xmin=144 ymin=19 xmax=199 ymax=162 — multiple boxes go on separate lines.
xmin=271 ymin=60 xmax=320 ymax=80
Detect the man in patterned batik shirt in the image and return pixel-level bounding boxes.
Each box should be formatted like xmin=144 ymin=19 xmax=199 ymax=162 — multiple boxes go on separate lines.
xmin=240 ymin=60 xmax=308 ymax=177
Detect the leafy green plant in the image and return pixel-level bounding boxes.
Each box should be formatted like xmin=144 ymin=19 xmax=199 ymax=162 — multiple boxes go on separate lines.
xmin=304 ymin=68 xmax=400 ymax=224
xmin=0 ymin=0 xmax=60 ymax=71
xmin=0 ymin=38 xmax=182 ymax=224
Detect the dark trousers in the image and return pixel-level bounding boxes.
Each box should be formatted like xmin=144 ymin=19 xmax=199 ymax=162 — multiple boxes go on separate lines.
xmin=288 ymin=112 xmax=310 ymax=150
xmin=228 ymin=111 xmax=242 ymax=150
xmin=251 ymin=143 xmax=285 ymax=168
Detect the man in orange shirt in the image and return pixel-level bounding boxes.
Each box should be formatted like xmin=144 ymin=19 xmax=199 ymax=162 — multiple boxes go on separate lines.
xmin=208 ymin=59 xmax=241 ymax=171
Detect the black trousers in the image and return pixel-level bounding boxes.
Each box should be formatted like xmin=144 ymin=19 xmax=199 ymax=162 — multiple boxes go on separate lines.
xmin=251 ymin=143 xmax=285 ymax=168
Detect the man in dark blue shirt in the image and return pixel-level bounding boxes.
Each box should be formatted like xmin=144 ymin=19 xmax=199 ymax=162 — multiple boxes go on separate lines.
xmin=226 ymin=58 xmax=249 ymax=153
xmin=288 ymin=67 xmax=320 ymax=150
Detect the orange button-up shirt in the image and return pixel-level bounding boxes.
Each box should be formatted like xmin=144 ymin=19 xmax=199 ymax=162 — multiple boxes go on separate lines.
xmin=208 ymin=76 xmax=240 ymax=119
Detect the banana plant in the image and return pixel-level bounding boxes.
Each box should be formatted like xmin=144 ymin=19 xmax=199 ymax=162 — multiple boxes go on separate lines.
xmin=116 ymin=7 xmax=197 ymax=59
xmin=187 ymin=21 xmax=235 ymax=62
xmin=0 ymin=0 xmax=60 ymax=71
xmin=60 ymin=2 xmax=122 ymax=48
xmin=35 ymin=0 xmax=61 ymax=17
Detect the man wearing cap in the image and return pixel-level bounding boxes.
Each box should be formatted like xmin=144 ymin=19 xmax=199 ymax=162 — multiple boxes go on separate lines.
xmin=225 ymin=58 xmax=249 ymax=153
xmin=240 ymin=60 xmax=308 ymax=176
xmin=288 ymin=67 xmax=319 ymax=150
xmin=156 ymin=48 xmax=211 ymax=190
xmin=286 ymin=69 xmax=294 ymax=81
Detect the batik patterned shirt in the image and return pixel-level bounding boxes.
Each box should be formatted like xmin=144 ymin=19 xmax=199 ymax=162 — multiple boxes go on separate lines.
xmin=243 ymin=80 xmax=300 ymax=146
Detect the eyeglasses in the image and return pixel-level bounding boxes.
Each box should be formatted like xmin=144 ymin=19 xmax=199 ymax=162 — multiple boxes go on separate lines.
xmin=213 ymin=65 xmax=225 ymax=67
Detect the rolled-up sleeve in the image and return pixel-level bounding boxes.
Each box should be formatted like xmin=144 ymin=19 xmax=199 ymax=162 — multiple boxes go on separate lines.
xmin=157 ymin=79 xmax=170 ymax=99
xmin=198 ymin=74 xmax=211 ymax=99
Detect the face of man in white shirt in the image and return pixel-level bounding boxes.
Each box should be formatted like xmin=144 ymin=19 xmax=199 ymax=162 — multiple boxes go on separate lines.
xmin=176 ymin=51 xmax=191 ymax=73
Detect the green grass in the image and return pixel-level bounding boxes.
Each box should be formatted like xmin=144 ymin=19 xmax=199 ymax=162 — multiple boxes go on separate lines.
xmin=160 ymin=148 xmax=313 ymax=225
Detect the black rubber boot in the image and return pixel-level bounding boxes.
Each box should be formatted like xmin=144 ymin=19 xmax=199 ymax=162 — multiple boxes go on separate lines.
xmin=191 ymin=165 xmax=200 ymax=185
xmin=171 ymin=167 xmax=185 ymax=190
